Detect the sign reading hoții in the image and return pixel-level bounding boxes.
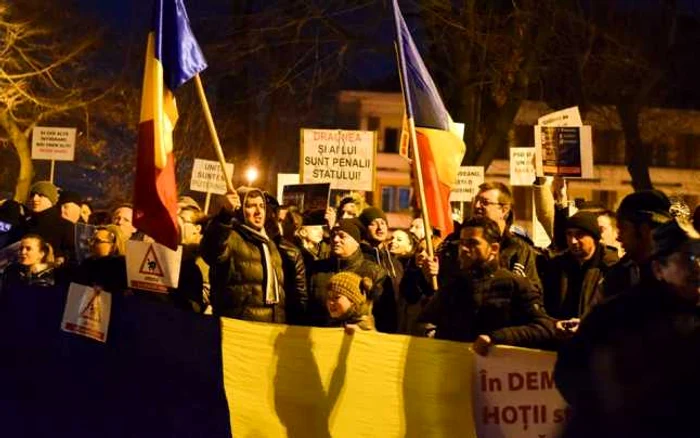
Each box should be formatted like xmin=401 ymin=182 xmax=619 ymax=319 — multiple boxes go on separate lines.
xmin=300 ymin=129 xmax=376 ymax=192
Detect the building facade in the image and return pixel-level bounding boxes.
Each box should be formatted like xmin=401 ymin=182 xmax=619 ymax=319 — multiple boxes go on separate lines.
xmin=337 ymin=90 xmax=700 ymax=232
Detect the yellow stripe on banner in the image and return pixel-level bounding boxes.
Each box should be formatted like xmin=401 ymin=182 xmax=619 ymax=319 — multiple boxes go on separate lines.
xmin=221 ymin=319 xmax=477 ymax=438
xmin=140 ymin=32 xmax=179 ymax=169
xmin=415 ymin=126 xmax=466 ymax=187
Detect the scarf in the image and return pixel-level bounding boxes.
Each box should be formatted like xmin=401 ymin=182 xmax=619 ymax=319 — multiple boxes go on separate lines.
xmin=239 ymin=224 xmax=280 ymax=305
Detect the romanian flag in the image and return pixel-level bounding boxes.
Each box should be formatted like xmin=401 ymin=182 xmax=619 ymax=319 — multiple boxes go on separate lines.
xmin=134 ymin=0 xmax=207 ymax=250
xmin=392 ymin=0 xmax=466 ymax=235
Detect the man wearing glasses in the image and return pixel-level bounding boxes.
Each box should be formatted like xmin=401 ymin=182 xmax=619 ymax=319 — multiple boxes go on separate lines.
xmin=472 ymin=182 xmax=542 ymax=290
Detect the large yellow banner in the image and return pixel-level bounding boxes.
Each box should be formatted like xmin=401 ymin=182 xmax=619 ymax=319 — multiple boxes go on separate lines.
xmin=221 ymin=319 xmax=477 ymax=438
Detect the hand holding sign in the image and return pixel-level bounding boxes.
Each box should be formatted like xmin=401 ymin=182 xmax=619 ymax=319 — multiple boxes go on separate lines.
xmin=223 ymin=191 xmax=241 ymax=212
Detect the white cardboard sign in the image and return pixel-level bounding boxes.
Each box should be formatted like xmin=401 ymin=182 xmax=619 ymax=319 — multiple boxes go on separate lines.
xmin=61 ymin=283 xmax=112 ymax=343
xmin=300 ymin=129 xmax=376 ymax=192
xmin=449 ymin=166 xmax=484 ymax=202
xmin=537 ymin=106 xmax=583 ymax=127
xmin=510 ymin=148 xmax=537 ymax=186
xmin=474 ymin=346 xmax=569 ymax=438
xmin=125 ymin=240 xmax=183 ymax=293
xmin=277 ymin=173 xmax=301 ymax=203
xmin=31 ymin=126 xmax=76 ymax=161
xmin=190 ymin=159 xmax=234 ymax=195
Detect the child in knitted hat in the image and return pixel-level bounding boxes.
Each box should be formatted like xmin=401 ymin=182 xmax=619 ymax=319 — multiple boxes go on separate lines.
xmin=326 ymin=271 xmax=375 ymax=332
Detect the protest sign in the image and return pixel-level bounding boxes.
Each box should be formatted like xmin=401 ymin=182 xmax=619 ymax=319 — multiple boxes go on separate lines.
xmin=535 ymin=126 xmax=593 ymax=178
xmin=277 ymin=173 xmax=301 ymax=203
xmin=449 ymin=166 xmax=485 ymax=202
xmin=31 ymin=126 xmax=76 ymax=161
xmin=126 ymin=240 xmax=182 ymax=293
xmin=537 ymin=106 xmax=583 ymax=127
xmin=510 ymin=148 xmax=537 ymax=186
xmin=190 ymin=159 xmax=234 ymax=195
xmin=61 ymin=283 xmax=112 ymax=343
xmin=474 ymin=346 xmax=569 ymax=438
xmin=300 ymin=129 xmax=376 ymax=192
xmin=282 ymin=183 xmax=331 ymax=225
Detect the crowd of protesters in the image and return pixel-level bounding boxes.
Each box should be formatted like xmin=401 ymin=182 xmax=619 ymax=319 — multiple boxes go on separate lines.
xmin=1 ymin=176 xmax=699 ymax=436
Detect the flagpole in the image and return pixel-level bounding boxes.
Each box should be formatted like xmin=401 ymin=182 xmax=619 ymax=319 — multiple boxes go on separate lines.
xmin=393 ymin=36 xmax=438 ymax=290
xmin=193 ymin=74 xmax=236 ymax=196
xmin=407 ymin=117 xmax=439 ymax=291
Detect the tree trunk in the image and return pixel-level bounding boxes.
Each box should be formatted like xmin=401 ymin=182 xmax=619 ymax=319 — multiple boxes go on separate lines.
xmin=0 ymin=111 xmax=32 ymax=202
xmin=617 ymin=101 xmax=653 ymax=191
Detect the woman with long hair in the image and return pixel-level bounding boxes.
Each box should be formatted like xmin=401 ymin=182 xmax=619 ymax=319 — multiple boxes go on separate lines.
xmin=0 ymin=234 xmax=56 ymax=295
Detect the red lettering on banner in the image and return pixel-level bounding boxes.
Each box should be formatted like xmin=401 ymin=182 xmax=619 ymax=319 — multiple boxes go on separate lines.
xmin=507 ymin=371 xmax=554 ymax=391
xmin=483 ymin=406 xmax=500 ymax=425
xmin=508 ymin=372 xmax=524 ymax=391
xmin=502 ymin=407 xmax=517 ymax=424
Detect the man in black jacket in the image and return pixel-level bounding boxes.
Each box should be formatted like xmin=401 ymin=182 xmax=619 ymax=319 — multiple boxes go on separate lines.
xmin=555 ymin=219 xmax=700 ymax=438
xmin=10 ymin=181 xmax=75 ymax=264
xmin=415 ymin=217 xmax=554 ymax=354
xmin=307 ymin=218 xmax=388 ymax=329
xmin=201 ymin=187 xmax=286 ymax=322
xmin=543 ymin=212 xmax=619 ymax=323
xmin=358 ymin=206 xmax=403 ymax=333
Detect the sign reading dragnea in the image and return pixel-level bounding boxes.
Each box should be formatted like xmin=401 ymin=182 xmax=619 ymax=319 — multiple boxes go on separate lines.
xmin=300 ymin=129 xmax=376 ymax=192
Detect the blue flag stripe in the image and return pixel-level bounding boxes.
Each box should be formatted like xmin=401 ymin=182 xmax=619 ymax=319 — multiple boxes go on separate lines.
xmin=392 ymin=0 xmax=450 ymax=131
xmin=153 ymin=0 xmax=208 ymax=91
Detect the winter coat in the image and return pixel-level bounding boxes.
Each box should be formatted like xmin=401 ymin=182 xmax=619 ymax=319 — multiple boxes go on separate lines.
xmin=500 ymin=232 xmax=543 ymax=290
xmin=275 ymin=237 xmax=308 ymax=325
xmin=0 ymin=262 xmax=56 ymax=298
xmin=361 ymin=242 xmax=404 ymax=333
xmin=415 ymin=260 xmax=555 ymax=348
xmin=542 ymin=243 xmax=619 ymax=319
xmin=307 ymin=248 xmax=388 ymax=328
xmin=201 ymin=210 xmax=285 ymax=323
xmin=554 ymin=282 xmax=700 ymax=438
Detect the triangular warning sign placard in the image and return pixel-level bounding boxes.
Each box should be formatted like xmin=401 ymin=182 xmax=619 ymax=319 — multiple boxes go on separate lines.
xmin=139 ymin=244 xmax=164 ymax=277
xmin=80 ymin=293 xmax=101 ymax=323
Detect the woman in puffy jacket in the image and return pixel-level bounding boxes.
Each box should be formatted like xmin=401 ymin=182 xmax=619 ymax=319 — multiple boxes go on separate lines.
xmin=0 ymin=234 xmax=56 ymax=295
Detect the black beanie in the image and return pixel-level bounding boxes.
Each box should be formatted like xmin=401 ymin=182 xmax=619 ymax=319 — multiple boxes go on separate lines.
xmin=358 ymin=207 xmax=387 ymax=228
xmin=333 ymin=218 xmax=364 ymax=244
xmin=617 ymin=190 xmax=672 ymax=225
xmin=566 ymin=212 xmax=601 ymax=241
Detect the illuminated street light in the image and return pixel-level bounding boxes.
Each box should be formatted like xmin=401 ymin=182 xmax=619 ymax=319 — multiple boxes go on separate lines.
xmin=245 ymin=166 xmax=259 ymax=186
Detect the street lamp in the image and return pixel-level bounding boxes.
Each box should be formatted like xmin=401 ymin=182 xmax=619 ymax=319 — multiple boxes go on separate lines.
xmin=245 ymin=166 xmax=259 ymax=186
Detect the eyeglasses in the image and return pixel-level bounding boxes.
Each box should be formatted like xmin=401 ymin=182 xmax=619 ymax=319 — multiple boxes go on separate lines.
xmin=90 ymin=238 xmax=113 ymax=244
xmin=473 ymin=196 xmax=504 ymax=207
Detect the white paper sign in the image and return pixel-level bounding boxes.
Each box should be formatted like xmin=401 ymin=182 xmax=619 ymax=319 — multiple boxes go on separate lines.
xmin=449 ymin=166 xmax=484 ymax=202
xmin=190 ymin=159 xmax=234 ymax=195
xmin=537 ymin=106 xmax=583 ymax=127
xmin=300 ymin=129 xmax=376 ymax=192
xmin=31 ymin=126 xmax=76 ymax=161
xmin=277 ymin=173 xmax=301 ymax=203
xmin=61 ymin=283 xmax=112 ymax=343
xmin=510 ymin=148 xmax=537 ymax=186
xmin=474 ymin=346 xmax=570 ymax=438
xmin=125 ymin=240 xmax=183 ymax=293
